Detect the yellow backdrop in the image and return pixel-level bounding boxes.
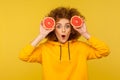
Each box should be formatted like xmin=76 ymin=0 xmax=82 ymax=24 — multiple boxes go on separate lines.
xmin=0 ymin=0 xmax=119 ymax=80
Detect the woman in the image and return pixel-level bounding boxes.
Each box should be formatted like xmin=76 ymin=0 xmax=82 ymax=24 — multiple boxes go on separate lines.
xmin=19 ymin=7 xmax=110 ymax=80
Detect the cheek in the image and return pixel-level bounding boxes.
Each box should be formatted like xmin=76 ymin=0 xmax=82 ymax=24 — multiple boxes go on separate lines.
xmin=67 ymin=29 xmax=71 ymax=35
xmin=68 ymin=32 xmax=71 ymax=36
xmin=55 ymin=29 xmax=61 ymax=36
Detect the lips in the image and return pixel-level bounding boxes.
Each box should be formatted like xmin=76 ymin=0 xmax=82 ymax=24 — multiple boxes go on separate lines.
xmin=62 ymin=35 xmax=65 ymax=37
xmin=61 ymin=35 xmax=66 ymax=39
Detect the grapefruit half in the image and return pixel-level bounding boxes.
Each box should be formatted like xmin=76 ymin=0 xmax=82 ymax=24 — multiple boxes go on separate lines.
xmin=43 ymin=17 xmax=55 ymax=30
xmin=70 ymin=15 xmax=83 ymax=28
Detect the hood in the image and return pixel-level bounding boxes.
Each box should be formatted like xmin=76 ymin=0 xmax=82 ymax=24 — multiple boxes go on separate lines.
xmin=46 ymin=40 xmax=77 ymax=61
xmin=46 ymin=39 xmax=77 ymax=46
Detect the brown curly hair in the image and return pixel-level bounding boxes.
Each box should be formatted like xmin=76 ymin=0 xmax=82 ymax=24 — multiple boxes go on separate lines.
xmin=45 ymin=7 xmax=85 ymax=41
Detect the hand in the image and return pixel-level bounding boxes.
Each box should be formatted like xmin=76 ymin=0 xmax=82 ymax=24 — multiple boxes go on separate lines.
xmin=39 ymin=21 xmax=54 ymax=37
xmin=73 ymin=22 xmax=91 ymax=39
xmin=73 ymin=22 xmax=87 ymax=34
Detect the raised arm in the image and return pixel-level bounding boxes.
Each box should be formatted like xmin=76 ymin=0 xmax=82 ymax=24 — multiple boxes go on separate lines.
xmin=19 ymin=22 xmax=54 ymax=63
xmin=31 ymin=22 xmax=54 ymax=46
xmin=74 ymin=22 xmax=110 ymax=59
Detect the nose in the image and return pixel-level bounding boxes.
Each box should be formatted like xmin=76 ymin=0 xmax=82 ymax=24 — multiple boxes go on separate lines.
xmin=62 ymin=27 xmax=66 ymax=33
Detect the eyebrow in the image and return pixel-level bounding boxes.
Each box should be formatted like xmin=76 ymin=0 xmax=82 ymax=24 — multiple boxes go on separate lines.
xmin=66 ymin=23 xmax=70 ymax=25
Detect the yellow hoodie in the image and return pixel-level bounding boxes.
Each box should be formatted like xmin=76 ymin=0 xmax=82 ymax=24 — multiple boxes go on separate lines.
xmin=19 ymin=36 xmax=110 ymax=80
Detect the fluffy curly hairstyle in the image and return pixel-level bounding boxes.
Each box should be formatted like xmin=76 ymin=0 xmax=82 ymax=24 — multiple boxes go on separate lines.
xmin=45 ymin=7 xmax=85 ymax=41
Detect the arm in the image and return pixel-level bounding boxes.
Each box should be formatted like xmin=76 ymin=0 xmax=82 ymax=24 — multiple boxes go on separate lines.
xmin=31 ymin=22 xmax=54 ymax=47
xmin=19 ymin=22 xmax=54 ymax=63
xmin=86 ymin=36 xmax=110 ymax=59
xmin=74 ymin=22 xmax=110 ymax=59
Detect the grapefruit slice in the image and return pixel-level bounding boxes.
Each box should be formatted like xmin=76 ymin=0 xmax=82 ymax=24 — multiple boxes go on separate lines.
xmin=43 ymin=17 xmax=55 ymax=30
xmin=70 ymin=15 xmax=83 ymax=28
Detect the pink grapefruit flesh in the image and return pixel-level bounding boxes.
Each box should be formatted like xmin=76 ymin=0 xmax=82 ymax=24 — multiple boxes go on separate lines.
xmin=70 ymin=16 xmax=83 ymax=28
xmin=43 ymin=17 xmax=55 ymax=29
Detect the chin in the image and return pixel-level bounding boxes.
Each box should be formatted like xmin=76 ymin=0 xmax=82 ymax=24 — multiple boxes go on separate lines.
xmin=60 ymin=40 xmax=67 ymax=44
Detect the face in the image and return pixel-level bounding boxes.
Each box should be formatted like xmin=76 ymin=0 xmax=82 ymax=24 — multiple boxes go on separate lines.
xmin=55 ymin=18 xmax=71 ymax=43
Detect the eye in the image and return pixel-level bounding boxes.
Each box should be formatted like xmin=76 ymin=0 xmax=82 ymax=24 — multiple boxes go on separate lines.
xmin=56 ymin=25 xmax=61 ymax=29
xmin=65 ymin=24 xmax=71 ymax=28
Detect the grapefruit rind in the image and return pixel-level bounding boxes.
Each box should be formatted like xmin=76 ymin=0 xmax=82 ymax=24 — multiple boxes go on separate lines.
xmin=43 ymin=17 xmax=55 ymax=30
xmin=70 ymin=16 xmax=83 ymax=28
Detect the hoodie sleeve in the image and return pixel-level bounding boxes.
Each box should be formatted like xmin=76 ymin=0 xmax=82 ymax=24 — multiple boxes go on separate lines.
xmin=85 ymin=36 xmax=110 ymax=60
xmin=19 ymin=44 xmax=42 ymax=63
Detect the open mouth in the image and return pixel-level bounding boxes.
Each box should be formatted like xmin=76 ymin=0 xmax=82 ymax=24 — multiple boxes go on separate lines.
xmin=61 ymin=35 xmax=66 ymax=38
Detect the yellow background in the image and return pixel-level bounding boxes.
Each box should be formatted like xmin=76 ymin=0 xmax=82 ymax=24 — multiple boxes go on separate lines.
xmin=0 ymin=0 xmax=119 ymax=80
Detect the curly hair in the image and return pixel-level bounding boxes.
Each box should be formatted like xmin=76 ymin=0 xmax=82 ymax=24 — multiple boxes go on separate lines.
xmin=45 ymin=7 xmax=85 ymax=41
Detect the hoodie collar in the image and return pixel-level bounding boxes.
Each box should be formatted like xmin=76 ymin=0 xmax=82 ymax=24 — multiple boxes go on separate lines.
xmin=46 ymin=39 xmax=77 ymax=62
xmin=46 ymin=39 xmax=77 ymax=46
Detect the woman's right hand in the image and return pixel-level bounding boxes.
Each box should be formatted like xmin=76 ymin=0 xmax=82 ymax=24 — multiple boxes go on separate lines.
xmin=39 ymin=21 xmax=54 ymax=37
xmin=31 ymin=22 xmax=54 ymax=47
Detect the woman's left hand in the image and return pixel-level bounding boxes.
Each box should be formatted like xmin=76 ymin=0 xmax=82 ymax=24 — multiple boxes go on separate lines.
xmin=73 ymin=22 xmax=91 ymax=39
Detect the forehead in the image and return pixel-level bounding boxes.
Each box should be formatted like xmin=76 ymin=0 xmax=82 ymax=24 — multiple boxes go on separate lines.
xmin=56 ymin=18 xmax=70 ymax=24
